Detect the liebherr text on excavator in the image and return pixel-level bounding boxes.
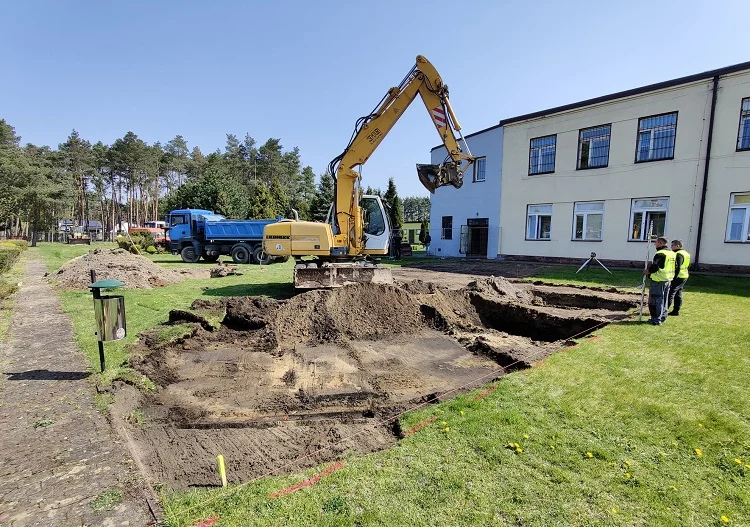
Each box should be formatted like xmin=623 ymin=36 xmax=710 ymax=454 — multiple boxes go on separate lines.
xmin=262 ymin=55 xmax=475 ymax=288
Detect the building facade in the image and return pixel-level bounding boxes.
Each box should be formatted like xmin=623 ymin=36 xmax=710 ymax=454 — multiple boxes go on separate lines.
xmin=430 ymin=61 xmax=750 ymax=270
xmin=429 ymin=125 xmax=503 ymax=258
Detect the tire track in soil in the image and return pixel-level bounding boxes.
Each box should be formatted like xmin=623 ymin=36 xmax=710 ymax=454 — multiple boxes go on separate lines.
xmin=0 ymin=256 xmax=153 ymax=526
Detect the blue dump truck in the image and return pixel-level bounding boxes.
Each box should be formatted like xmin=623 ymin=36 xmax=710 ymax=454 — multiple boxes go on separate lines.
xmin=165 ymin=209 xmax=285 ymax=264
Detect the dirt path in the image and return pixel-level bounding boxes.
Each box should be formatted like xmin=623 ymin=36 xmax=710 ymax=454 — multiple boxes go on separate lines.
xmin=0 ymin=256 xmax=153 ymax=526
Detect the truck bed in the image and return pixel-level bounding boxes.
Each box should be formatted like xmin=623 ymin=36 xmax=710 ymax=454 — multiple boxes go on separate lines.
xmin=203 ymin=219 xmax=277 ymax=241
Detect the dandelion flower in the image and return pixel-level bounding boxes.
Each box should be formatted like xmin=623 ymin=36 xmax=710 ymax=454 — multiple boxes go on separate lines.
xmin=624 ymin=472 xmax=632 ymax=479
xmin=441 ymin=421 xmax=447 ymax=426
xmin=623 ymin=461 xmax=630 ymax=467
xmin=611 ymin=508 xmax=617 ymax=514
xmin=516 ymin=447 xmax=523 ymax=453
xmin=460 ymin=411 xmax=465 ymax=416
xmin=695 ymin=448 xmax=703 ymax=457
xmin=550 ymin=445 xmax=555 ymax=450
xmin=586 ymin=452 xmax=593 ymax=458
xmin=444 ymin=427 xmax=450 ymax=432
xmin=721 ymin=515 xmax=729 ymax=523
xmin=523 ymin=434 xmax=529 ymax=439
xmin=734 ymin=458 xmax=742 ymax=464
xmin=745 ymin=464 xmax=750 ymax=470
xmin=698 ymin=423 xmax=703 ymax=428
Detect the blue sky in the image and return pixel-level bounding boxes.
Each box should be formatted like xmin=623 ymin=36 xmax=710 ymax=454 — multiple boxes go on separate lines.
xmin=3 ymin=0 xmax=747 ymax=197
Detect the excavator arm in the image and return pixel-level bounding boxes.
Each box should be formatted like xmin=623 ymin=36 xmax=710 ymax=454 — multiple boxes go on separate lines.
xmin=262 ymin=55 xmax=474 ymax=287
xmin=328 ymin=55 xmax=475 ymax=254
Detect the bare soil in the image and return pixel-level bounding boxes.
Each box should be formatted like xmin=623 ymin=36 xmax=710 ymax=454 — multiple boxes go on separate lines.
xmin=119 ymin=276 xmax=639 ymax=490
xmin=48 ymin=248 xmax=207 ymax=290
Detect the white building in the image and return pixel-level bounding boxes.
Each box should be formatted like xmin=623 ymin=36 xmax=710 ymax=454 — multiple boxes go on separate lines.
xmin=429 ymin=125 xmax=503 ymax=258
xmin=429 ymin=60 xmax=750 ymax=271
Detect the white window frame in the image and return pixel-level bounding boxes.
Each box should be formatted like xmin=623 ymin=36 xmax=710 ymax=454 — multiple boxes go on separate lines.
xmin=635 ymin=112 xmax=678 ymax=162
xmin=629 ymin=197 xmax=669 ymax=241
xmin=726 ymin=192 xmax=750 ymax=242
xmin=473 ymin=157 xmax=486 ymax=182
xmin=526 ymin=204 xmax=552 ymax=240
xmin=573 ymin=201 xmax=604 ymax=241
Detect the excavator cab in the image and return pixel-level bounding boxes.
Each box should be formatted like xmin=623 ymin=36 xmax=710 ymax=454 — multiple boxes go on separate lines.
xmin=417 ymin=161 xmax=464 ymax=193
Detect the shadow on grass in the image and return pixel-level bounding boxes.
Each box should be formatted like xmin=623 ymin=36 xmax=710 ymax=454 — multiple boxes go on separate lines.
xmin=201 ymin=282 xmax=295 ymax=299
xmin=5 ymin=369 xmax=91 ymax=381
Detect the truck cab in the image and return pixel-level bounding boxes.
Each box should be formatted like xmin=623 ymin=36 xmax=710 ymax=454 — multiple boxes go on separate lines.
xmin=165 ymin=208 xmax=283 ymax=264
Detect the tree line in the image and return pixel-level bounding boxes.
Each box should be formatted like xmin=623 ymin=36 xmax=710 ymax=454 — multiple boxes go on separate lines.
xmin=0 ymin=118 xmax=430 ymax=241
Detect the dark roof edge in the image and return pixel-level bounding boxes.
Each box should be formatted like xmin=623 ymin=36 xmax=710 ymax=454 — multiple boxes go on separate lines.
xmin=429 ymin=123 xmax=502 ymax=152
xmin=498 ymin=60 xmax=750 ymax=127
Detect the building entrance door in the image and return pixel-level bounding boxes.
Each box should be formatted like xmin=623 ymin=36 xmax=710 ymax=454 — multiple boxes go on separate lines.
xmin=461 ymin=218 xmax=489 ymax=257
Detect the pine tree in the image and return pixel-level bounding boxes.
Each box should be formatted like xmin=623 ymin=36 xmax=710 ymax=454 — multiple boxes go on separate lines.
xmin=311 ymin=172 xmax=334 ymax=221
xmin=383 ymin=177 xmax=403 ymax=230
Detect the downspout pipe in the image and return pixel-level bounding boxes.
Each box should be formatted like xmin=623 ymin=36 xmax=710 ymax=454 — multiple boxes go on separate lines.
xmin=693 ymin=75 xmax=719 ymax=267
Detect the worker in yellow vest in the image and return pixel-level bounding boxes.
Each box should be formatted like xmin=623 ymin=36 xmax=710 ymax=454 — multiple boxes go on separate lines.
xmin=643 ymin=236 xmax=676 ymax=326
xmin=668 ymin=239 xmax=690 ymax=316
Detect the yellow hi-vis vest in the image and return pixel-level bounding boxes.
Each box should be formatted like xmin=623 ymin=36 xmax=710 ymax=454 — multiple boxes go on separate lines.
xmin=651 ymin=248 xmax=676 ymax=282
xmin=676 ymin=249 xmax=691 ymax=279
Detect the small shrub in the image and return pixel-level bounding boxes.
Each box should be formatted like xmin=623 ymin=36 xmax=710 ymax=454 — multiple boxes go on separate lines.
xmin=0 ymin=281 xmax=18 ymax=300
xmin=146 ymin=245 xmax=157 ymax=254
xmin=0 ymin=245 xmax=23 ymax=273
xmin=281 ymin=369 xmax=297 ymax=386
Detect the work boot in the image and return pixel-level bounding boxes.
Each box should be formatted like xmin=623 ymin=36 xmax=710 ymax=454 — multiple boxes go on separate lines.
xmin=669 ymin=311 xmax=679 ymax=316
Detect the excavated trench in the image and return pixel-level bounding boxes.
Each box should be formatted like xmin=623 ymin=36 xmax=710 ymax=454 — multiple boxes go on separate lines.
xmin=122 ymin=277 xmax=638 ymax=489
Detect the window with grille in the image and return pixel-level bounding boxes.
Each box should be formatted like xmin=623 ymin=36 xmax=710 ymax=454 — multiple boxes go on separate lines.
xmin=529 ymin=135 xmax=556 ymax=175
xmin=526 ymin=204 xmax=552 ymax=240
xmin=636 ymin=113 xmax=677 ymax=162
xmin=726 ymin=193 xmax=750 ymax=242
xmin=441 ymin=216 xmax=453 ymax=240
xmin=474 ymin=157 xmax=486 ymax=182
xmin=738 ymin=98 xmax=750 ymax=151
xmin=629 ymin=197 xmax=669 ymax=240
xmin=573 ymin=202 xmax=604 ymax=240
xmin=578 ymin=125 xmax=611 ymax=169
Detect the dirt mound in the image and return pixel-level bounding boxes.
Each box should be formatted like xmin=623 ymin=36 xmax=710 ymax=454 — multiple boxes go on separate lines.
xmin=466 ymin=276 xmax=535 ymax=304
xmin=50 ymin=248 xmax=184 ymax=289
xmin=221 ymin=284 xmax=427 ymax=349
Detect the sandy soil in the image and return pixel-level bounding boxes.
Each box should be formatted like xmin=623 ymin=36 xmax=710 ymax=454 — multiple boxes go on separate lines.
xmin=119 ymin=277 xmax=639 ymax=489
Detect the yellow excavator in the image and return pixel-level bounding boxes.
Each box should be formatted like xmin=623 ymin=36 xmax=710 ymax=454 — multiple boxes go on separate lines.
xmin=263 ymin=55 xmax=475 ymax=288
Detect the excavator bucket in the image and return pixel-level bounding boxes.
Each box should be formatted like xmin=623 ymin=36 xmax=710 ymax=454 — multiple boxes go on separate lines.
xmin=417 ymin=163 xmax=464 ymax=193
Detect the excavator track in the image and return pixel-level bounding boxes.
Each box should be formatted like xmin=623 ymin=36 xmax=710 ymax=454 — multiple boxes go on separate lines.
xmin=293 ymin=262 xmax=393 ymax=289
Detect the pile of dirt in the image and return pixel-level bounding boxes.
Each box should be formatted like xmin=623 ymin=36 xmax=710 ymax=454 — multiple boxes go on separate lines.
xmin=124 ymin=275 xmax=639 ymax=489
xmin=50 ymin=248 xmax=185 ymax=289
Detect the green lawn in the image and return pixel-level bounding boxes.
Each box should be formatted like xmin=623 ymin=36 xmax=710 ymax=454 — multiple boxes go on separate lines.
xmin=34 ymin=243 xmax=750 ymax=526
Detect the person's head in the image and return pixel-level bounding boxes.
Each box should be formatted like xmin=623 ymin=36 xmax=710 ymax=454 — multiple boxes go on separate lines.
xmin=671 ymin=239 xmax=683 ymax=250
xmin=655 ymin=236 xmax=668 ymax=248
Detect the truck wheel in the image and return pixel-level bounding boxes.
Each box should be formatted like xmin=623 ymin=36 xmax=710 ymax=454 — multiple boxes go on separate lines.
xmin=253 ymin=245 xmax=272 ymax=265
xmin=231 ymin=244 xmax=251 ymax=264
xmin=181 ymin=246 xmax=201 ymax=263
xmin=202 ymin=254 xmax=220 ymax=263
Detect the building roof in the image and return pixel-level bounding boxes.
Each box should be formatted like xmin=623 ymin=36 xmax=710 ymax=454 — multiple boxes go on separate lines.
xmin=431 ymin=59 xmax=750 ymax=151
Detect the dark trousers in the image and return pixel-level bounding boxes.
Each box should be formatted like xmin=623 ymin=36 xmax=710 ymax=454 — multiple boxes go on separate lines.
xmin=648 ymin=280 xmax=671 ymax=323
xmin=667 ymin=277 xmax=687 ymax=314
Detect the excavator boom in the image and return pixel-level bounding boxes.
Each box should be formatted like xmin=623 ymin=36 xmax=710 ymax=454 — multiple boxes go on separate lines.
xmin=262 ymin=55 xmax=475 ymax=287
